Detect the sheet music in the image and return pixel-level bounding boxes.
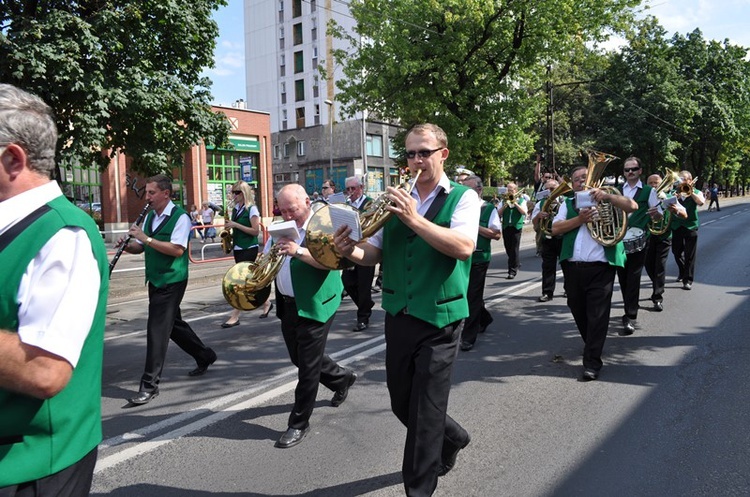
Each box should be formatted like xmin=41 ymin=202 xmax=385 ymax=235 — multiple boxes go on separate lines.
xmin=329 ymin=204 xmax=362 ymax=241
xmin=327 ymin=192 xmax=347 ymax=204
xmin=267 ymin=220 xmax=299 ymax=242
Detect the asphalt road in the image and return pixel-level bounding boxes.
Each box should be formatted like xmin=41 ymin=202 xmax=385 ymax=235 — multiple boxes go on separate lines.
xmin=93 ymin=197 xmax=750 ymax=497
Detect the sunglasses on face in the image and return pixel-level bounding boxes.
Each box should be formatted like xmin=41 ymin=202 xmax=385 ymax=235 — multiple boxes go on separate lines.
xmin=232 ymin=190 xmax=242 ymax=194
xmin=624 ymin=167 xmax=640 ymax=173
xmin=405 ymin=147 xmax=444 ymax=160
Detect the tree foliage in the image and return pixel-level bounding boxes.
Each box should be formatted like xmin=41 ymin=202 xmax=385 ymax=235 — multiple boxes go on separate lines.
xmin=0 ymin=0 xmax=230 ymax=177
xmin=330 ymin=0 xmax=639 ymax=182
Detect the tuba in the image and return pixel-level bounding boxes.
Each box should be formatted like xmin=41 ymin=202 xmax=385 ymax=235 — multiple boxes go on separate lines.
xmin=305 ymin=169 xmax=422 ymax=270
xmin=583 ymin=150 xmax=628 ymax=247
xmin=648 ymin=169 xmax=681 ymax=236
xmin=538 ymin=178 xmax=572 ymax=239
xmin=221 ymin=226 xmax=287 ymax=310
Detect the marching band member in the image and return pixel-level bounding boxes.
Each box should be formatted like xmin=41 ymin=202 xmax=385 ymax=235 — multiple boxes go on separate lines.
xmin=460 ymin=175 xmax=502 ymax=351
xmin=342 ymin=176 xmax=375 ymax=331
xmin=531 ymin=178 xmax=563 ymax=302
xmin=497 ymin=182 xmax=527 ymax=279
xmin=644 ymin=174 xmax=687 ymax=311
xmin=671 ymin=171 xmax=705 ymax=290
xmin=552 ymin=166 xmax=637 ymax=381
xmin=333 ymin=123 xmax=479 ymax=495
xmin=615 ymin=158 xmax=660 ymax=335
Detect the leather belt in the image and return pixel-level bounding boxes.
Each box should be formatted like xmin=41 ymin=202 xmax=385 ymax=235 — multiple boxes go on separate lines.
xmin=280 ymin=295 xmax=296 ymax=304
xmin=562 ymin=261 xmax=609 ymax=267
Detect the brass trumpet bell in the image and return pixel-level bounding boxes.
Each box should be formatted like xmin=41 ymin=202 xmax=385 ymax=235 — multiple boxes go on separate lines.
xmin=222 ymin=262 xmax=273 ymax=310
xmin=305 ymin=202 xmax=356 ymax=270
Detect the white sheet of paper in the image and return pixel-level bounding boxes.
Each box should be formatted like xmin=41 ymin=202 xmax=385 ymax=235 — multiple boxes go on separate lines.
xmin=329 ymin=204 xmax=362 ymax=241
xmin=327 ymin=192 xmax=347 ymax=204
xmin=267 ymin=220 xmax=299 ymax=242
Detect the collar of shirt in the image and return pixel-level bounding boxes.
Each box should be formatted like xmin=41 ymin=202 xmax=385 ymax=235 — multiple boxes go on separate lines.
xmin=151 ymin=201 xmax=176 ymax=229
xmin=0 ymin=181 xmax=62 ymax=235
xmin=623 ymin=180 xmax=643 ymax=198
xmin=410 ymin=173 xmax=451 ymax=215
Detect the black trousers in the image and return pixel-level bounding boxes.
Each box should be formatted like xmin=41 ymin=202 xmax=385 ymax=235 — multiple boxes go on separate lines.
xmin=616 ymin=247 xmax=647 ymax=320
xmin=502 ymin=226 xmax=522 ymax=274
xmin=140 ymin=280 xmax=214 ymax=392
xmin=562 ymin=261 xmax=616 ymax=372
xmin=708 ymin=197 xmax=720 ymax=210
xmin=277 ymin=296 xmax=349 ymax=430
xmin=385 ymin=312 xmax=469 ymax=497
xmin=0 ymin=447 xmax=97 ymax=497
xmin=233 ymin=246 xmax=258 ymax=264
xmin=342 ymin=263 xmax=375 ymax=323
xmin=645 ymin=235 xmax=671 ymax=303
xmin=462 ymin=261 xmax=492 ymax=346
xmin=672 ymin=227 xmax=699 ymax=283
xmin=540 ymin=237 xmax=562 ymax=297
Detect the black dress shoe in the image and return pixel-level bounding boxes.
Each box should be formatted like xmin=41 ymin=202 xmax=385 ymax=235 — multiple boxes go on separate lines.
xmin=221 ymin=320 xmax=240 ymax=328
xmin=352 ymin=322 xmax=368 ymax=332
xmin=258 ymin=302 xmax=274 ymax=319
xmin=189 ymin=348 xmax=217 ymax=377
xmin=331 ymin=372 xmax=357 ymax=407
xmin=275 ymin=426 xmax=310 ymax=449
xmin=506 ymin=273 xmax=516 ymax=280
xmin=128 ymin=390 xmax=159 ymax=405
xmin=619 ymin=319 xmax=635 ymax=336
xmin=459 ymin=341 xmax=473 ymax=351
xmin=654 ymin=301 xmax=664 ymax=312
xmin=538 ymin=294 xmax=552 ymax=302
xmin=438 ymin=434 xmax=471 ymax=477
xmin=683 ymin=282 xmax=692 ymax=290
xmin=580 ymin=369 xmax=599 ymax=382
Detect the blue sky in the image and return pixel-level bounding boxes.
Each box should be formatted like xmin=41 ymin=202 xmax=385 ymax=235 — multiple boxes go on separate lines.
xmin=204 ymin=0 xmax=750 ymax=106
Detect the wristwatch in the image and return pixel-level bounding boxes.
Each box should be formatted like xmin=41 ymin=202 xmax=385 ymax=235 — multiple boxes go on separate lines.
xmin=294 ymin=247 xmax=304 ymax=258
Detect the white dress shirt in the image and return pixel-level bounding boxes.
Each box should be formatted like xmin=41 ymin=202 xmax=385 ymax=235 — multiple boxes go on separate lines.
xmin=553 ymin=200 xmax=608 ymax=263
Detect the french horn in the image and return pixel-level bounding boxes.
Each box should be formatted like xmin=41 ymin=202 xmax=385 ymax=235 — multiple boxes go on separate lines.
xmin=222 ymin=235 xmax=285 ymax=310
xmin=305 ymin=169 xmax=422 ymax=270
xmin=583 ymin=150 xmax=628 ymax=247
xmin=648 ymin=169 xmax=681 ymax=236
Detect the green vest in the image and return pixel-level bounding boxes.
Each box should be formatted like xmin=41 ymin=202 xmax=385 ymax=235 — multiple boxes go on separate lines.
xmin=354 ymin=195 xmax=373 ymax=213
xmin=232 ymin=205 xmax=259 ymax=249
xmin=289 ymin=257 xmax=342 ymax=323
xmin=619 ymin=183 xmax=653 ymax=230
xmin=381 ymin=184 xmax=471 ymax=328
xmin=671 ymin=192 xmax=700 ymax=231
xmin=472 ymin=202 xmax=496 ymax=264
xmin=502 ymin=198 xmax=525 ymax=229
xmin=558 ymin=197 xmax=626 ymax=268
xmin=0 ymin=196 xmax=108 ymax=486
xmin=144 ymin=206 xmax=189 ymax=287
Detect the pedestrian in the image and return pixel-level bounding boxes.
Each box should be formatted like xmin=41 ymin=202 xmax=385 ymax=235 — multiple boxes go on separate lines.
xmin=266 ymin=184 xmax=357 ymax=449
xmin=334 ymin=123 xmax=479 ymax=495
xmin=0 ymin=83 xmax=108 ymax=495
xmin=707 ymin=183 xmax=720 ymax=211
xmin=118 ymin=174 xmax=217 ymax=405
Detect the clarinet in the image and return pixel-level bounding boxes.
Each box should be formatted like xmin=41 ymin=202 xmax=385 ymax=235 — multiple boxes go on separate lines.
xmin=108 ymin=202 xmax=151 ymax=277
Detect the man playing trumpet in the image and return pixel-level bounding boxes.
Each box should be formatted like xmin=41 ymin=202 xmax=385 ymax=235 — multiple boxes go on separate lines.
xmin=498 ymin=182 xmax=527 ymax=279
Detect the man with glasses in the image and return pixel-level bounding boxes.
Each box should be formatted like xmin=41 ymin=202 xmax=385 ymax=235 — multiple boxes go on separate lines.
xmin=342 ymin=176 xmax=375 ymax=331
xmin=552 ymin=166 xmax=636 ymax=381
xmin=321 ymin=179 xmax=335 ymax=200
xmin=333 ymin=123 xmax=479 ymax=495
xmin=616 ymin=157 xmax=660 ymax=335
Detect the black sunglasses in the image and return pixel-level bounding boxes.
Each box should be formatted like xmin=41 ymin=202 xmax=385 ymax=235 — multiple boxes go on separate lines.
xmin=405 ymin=147 xmax=444 ymax=160
xmin=232 ymin=190 xmax=242 ymax=194
xmin=624 ymin=167 xmax=640 ymax=173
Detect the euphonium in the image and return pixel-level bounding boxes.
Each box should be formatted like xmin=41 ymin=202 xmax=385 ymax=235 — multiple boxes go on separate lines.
xmin=220 ymin=198 xmax=234 ymax=254
xmin=648 ymin=169 xmax=681 ymax=236
xmin=222 ymin=242 xmax=284 ymax=310
xmin=539 ymin=178 xmax=572 ymax=238
xmin=583 ymin=150 xmax=628 ymax=247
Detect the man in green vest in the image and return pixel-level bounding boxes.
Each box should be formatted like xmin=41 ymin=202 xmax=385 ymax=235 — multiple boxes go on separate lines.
xmin=616 ymin=157 xmax=661 ymax=335
xmin=265 ymin=184 xmax=356 ymax=449
xmin=671 ymin=170 xmax=705 ymax=290
xmin=460 ymin=174 xmax=501 ymax=351
xmin=644 ymin=174 xmax=688 ymax=312
xmin=531 ymin=178 xmax=565 ymax=302
xmin=342 ymin=176 xmax=375 ymax=331
xmin=0 ymin=84 xmax=108 ymax=496
xmin=498 ymin=182 xmax=527 ymax=279
xmin=118 ymin=174 xmax=217 ymax=406
xmin=552 ymin=165 xmax=637 ymax=381
xmin=333 ymin=123 xmax=480 ymax=495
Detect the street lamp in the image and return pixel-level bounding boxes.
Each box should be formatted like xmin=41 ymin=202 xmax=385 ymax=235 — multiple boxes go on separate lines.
xmin=324 ymin=99 xmax=334 ymax=182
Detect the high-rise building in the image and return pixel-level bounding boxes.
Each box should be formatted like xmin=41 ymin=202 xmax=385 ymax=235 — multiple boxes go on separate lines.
xmin=245 ymin=0 xmax=401 ymax=195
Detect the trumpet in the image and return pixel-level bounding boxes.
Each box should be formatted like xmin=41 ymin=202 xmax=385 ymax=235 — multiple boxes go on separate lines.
xmin=502 ymin=191 xmax=517 ymax=208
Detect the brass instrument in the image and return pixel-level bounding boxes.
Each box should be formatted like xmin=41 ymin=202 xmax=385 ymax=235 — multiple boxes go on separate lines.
xmin=503 ymin=191 xmax=517 ymax=208
xmin=220 ymin=198 xmax=235 ymax=254
xmin=677 ymin=175 xmax=698 ymax=197
xmin=305 ymin=169 xmax=423 ymax=270
xmin=538 ymin=178 xmax=572 ymax=239
xmin=583 ymin=150 xmax=628 ymax=247
xmin=222 ymin=241 xmax=284 ymax=310
xmin=648 ymin=169 xmax=681 ymax=236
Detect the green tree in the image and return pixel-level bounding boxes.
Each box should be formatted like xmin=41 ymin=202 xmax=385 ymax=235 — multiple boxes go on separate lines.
xmin=330 ymin=0 xmax=639 ymax=181
xmin=0 ymin=0 xmax=230 ymax=177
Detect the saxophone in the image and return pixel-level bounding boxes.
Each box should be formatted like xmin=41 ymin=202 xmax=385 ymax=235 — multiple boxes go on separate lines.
xmin=220 ymin=198 xmax=234 ymax=254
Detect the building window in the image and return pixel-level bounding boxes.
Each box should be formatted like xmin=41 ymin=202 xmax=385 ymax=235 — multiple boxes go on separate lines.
xmin=283 ymin=143 xmax=289 ymax=157
xmin=294 ymin=51 xmax=304 ymax=74
xmin=292 ymin=0 xmax=302 ymax=17
xmin=279 ymin=0 xmax=284 ymax=11
xmin=282 ymin=109 xmax=288 ymax=130
xmin=280 ymin=54 xmax=285 ymax=77
xmin=312 ymin=26 xmax=317 ymax=40
xmin=295 ymin=79 xmax=305 ymax=101
xmin=274 ymin=144 xmax=281 ymax=159
xmin=366 ymin=134 xmax=384 ymax=157
xmin=293 ymin=23 xmax=302 ymax=45
xmin=388 ymin=137 xmax=399 ymax=158
xmin=296 ymin=107 xmax=306 ymax=128
xmin=311 ymin=0 xmax=316 ymax=12
xmin=280 ymin=82 xmax=287 ymax=104
xmin=297 ymin=141 xmax=306 ymax=156
xmin=314 ymin=104 xmax=320 ymax=125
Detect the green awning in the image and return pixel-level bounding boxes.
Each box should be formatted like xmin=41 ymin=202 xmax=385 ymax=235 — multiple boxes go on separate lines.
xmin=206 ymin=135 xmax=260 ymax=153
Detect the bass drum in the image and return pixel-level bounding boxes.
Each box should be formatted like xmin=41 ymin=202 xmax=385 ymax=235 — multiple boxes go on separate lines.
xmin=304 ymin=202 xmax=356 ymax=270
xmin=622 ymin=227 xmax=647 ymax=254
